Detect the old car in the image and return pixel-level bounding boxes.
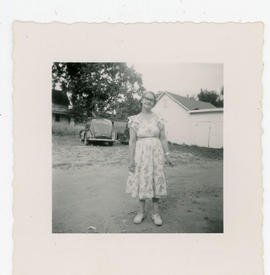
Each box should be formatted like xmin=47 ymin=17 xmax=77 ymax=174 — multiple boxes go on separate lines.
xmin=80 ymin=118 xmax=116 ymax=146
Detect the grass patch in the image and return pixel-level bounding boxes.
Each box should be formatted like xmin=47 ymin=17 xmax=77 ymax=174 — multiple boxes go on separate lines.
xmin=52 ymin=122 xmax=84 ymax=136
xmin=169 ymin=142 xmax=223 ymax=160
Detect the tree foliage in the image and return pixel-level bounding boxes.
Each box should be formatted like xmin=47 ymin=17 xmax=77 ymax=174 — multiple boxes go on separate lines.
xmin=52 ymin=62 xmax=145 ymax=120
xmin=197 ymin=87 xmax=224 ymax=107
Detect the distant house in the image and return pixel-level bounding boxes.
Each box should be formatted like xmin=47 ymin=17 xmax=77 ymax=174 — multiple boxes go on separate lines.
xmin=52 ymin=90 xmax=75 ymax=125
xmin=152 ymin=91 xmax=223 ymax=148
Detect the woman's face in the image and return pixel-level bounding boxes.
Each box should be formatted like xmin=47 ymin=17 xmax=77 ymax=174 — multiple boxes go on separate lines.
xmin=142 ymin=92 xmax=155 ymax=111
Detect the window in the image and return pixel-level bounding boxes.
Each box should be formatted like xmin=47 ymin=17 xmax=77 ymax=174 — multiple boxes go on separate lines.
xmin=55 ymin=114 xmax=60 ymax=122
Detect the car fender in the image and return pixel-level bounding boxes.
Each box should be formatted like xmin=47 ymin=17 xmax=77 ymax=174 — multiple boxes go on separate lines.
xmin=85 ymin=130 xmax=93 ymax=139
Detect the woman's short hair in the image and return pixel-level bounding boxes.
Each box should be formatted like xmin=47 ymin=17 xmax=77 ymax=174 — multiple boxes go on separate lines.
xmin=142 ymin=91 xmax=157 ymax=106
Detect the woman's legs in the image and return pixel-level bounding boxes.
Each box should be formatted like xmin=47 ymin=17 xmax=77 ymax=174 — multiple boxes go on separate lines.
xmin=138 ymin=199 xmax=146 ymax=213
xmin=133 ymin=199 xmax=146 ymax=224
xmin=152 ymin=197 xmax=159 ymax=214
xmin=152 ymin=197 xmax=163 ymax=225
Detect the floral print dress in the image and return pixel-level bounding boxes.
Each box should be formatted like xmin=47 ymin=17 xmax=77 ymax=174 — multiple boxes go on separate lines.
xmin=126 ymin=113 xmax=167 ymax=200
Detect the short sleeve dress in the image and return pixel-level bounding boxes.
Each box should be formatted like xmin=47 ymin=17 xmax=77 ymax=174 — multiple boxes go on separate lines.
xmin=126 ymin=113 xmax=167 ymax=200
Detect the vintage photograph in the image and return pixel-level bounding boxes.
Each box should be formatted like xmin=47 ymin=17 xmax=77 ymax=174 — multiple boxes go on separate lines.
xmin=13 ymin=22 xmax=263 ymax=275
xmin=52 ymin=62 xmax=223 ymax=233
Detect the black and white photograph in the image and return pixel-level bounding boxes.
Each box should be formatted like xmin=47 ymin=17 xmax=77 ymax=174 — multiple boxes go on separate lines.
xmin=52 ymin=62 xmax=223 ymax=233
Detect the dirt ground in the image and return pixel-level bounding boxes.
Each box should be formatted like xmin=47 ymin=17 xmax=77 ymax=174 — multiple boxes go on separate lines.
xmin=52 ymin=135 xmax=223 ymax=233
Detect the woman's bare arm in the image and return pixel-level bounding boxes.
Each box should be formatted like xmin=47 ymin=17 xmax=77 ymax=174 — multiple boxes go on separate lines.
xmin=160 ymin=127 xmax=169 ymax=154
xmin=160 ymin=127 xmax=173 ymax=166
xmin=128 ymin=128 xmax=137 ymax=172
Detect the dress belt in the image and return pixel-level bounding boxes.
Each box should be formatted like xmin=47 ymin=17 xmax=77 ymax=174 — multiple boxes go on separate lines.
xmin=137 ymin=136 xmax=159 ymax=140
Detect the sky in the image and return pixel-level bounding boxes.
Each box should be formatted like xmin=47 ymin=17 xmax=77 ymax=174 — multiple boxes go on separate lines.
xmin=129 ymin=63 xmax=223 ymax=97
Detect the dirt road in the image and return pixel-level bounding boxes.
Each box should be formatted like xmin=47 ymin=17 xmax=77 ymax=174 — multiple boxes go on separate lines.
xmin=52 ymin=135 xmax=223 ymax=233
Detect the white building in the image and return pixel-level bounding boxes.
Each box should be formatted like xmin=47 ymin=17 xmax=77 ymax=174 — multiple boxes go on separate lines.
xmin=153 ymin=92 xmax=223 ymax=148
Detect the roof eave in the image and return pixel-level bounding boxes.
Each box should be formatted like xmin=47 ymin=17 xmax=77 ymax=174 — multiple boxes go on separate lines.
xmin=189 ymin=108 xmax=223 ymax=114
xmin=162 ymin=92 xmax=190 ymax=111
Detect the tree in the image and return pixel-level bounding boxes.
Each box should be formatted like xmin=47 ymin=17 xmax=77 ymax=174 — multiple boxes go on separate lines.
xmin=218 ymin=86 xmax=224 ymax=107
xmin=52 ymin=63 xmax=145 ymax=120
xmin=197 ymin=88 xmax=223 ymax=108
xmin=186 ymin=93 xmax=198 ymax=100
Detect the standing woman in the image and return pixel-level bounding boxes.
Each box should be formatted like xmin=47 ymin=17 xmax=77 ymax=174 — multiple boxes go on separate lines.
xmin=126 ymin=91 xmax=173 ymax=226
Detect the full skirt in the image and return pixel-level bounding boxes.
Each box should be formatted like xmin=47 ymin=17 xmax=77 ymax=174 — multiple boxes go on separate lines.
xmin=126 ymin=137 xmax=167 ymax=199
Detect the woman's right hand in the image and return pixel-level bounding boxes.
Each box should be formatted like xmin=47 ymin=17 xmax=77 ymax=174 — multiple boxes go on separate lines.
xmin=128 ymin=160 xmax=136 ymax=173
xmin=165 ymin=155 xmax=174 ymax=167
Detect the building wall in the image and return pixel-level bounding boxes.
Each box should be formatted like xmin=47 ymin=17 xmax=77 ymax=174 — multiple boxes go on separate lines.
xmin=153 ymin=95 xmax=223 ymax=148
xmin=153 ymin=94 xmax=190 ymax=144
xmin=189 ymin=112 xmax=223 ymax=148
xmin=52 ymin=103 xmax=75 ymax=126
